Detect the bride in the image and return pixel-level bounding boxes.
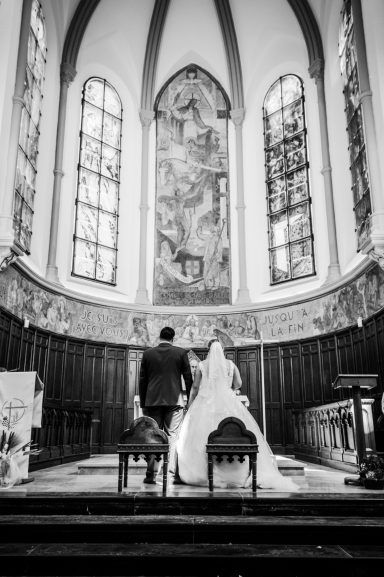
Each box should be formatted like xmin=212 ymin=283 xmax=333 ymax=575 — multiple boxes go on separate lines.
xmin=177 ymin=339 xmax=298 ymax=490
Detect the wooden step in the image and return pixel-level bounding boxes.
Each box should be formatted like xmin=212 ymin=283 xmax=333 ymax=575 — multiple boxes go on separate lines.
xmin=77 ymin=454 xmax=305 ymax=476
xmin=0 ymin=542 xmax=382 ymax=576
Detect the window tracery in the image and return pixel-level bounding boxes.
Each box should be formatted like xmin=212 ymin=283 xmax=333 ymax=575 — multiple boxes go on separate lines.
xmin=72 ymin=78 xmax=122 ymax=284
xmin=263 ymin=75 xmax=315 ymax=284
xmin=14 ymin=0 xmax=46 ymax=253
xmin=339 ymin=0 xmax=371 ymax=249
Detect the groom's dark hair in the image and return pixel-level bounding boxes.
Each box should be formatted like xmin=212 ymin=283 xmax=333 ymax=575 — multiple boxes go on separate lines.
xmin=160 ymin=327 xmax=175 ymax=341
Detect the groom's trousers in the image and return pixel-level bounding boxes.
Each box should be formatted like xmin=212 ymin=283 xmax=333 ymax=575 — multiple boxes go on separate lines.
xmin=142 ymin=405 xmax=184 ymax=480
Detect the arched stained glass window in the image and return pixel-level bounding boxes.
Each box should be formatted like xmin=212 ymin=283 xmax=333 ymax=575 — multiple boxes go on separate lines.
xmin=339 ymin=0 xmax=371 ymax=250
xmin=263 ymin=75 xmax=315 ymax=284
xmin=72 ymin=78 xmax=122 ymax=285
xmin=14 ymin=0 xmax=47 ymax=253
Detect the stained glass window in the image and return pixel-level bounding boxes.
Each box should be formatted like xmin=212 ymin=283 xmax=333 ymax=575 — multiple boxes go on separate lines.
xmin=14 ymin=0 xmax=47 ymax=253
xmin=339 ymin=0 xmax=371 ymax=250
xmin=72 ymin=78 xmax=122 ymax=284
xmin=263 ymin=75 xmax=315 ymax=284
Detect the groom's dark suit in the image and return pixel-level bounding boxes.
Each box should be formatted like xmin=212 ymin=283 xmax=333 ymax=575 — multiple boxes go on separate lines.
xmin=139 ymin=341 xmax=193 ymax=480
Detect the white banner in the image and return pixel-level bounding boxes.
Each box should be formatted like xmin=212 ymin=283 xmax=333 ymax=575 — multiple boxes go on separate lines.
xmin=0 ymin=372 xmax=44 ymax=482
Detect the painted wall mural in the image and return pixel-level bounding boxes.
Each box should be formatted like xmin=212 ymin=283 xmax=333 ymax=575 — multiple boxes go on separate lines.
xmin=154 ymin=65 xmax=231 ymax=306
xmin=1 ymin=264 xmax=384 ymax=348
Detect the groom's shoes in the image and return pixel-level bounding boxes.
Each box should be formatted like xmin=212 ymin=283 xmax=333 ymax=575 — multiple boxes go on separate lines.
xmin=143 ymin=476 xmax=156 ymax=485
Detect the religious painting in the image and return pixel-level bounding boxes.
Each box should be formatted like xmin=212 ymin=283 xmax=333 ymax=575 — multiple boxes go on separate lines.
xmin=153 ymin=65 xmax=231 ymax=306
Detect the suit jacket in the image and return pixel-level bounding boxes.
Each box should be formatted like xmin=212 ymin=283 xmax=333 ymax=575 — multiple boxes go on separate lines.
xmin=139 ymin=342 xmax=193 ymax=408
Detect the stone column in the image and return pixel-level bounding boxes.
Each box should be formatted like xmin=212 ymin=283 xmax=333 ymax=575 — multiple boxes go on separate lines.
xmin=351 ymin=0 xmax=384 ymax=264
xmin=135 ymin=109 xmax=154 ymax=304
xmin=0 ymin=0 xmax=32 ymax=268
xmin=230 ymin=108 xmax=250 ymax=304
xmin=45 ymin=62 xmax=76 ymax=283
xmin=309 ymin=58 xmax=341 ymax=283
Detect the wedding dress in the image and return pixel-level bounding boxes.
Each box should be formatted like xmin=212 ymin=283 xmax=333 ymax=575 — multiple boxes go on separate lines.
xmin=177 ymin=342 xmax=298 ymax=490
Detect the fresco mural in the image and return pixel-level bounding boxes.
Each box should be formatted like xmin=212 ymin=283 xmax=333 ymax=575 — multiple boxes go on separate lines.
xmin=154 ymin=65 xmax=231 ymax=306
xmin=1 ymin=264 xmax=384 ymax=348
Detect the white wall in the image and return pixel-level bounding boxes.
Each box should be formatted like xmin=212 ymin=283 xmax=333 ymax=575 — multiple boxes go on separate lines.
xmin=4 ymin=0 xmax=381 ymax=309
xmin=58 ymin=0 xmax=155 ymax=302
xmin=231 ymin=0 xmax=328 ymax=302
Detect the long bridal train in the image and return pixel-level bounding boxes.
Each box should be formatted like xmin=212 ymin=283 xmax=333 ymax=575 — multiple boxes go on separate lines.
xmin=177 ymin=341 xmax=298 ymax=491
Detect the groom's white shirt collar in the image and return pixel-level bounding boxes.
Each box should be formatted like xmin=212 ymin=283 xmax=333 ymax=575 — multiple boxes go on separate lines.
xmin=159 ymin=339 xmax=173 ymax=346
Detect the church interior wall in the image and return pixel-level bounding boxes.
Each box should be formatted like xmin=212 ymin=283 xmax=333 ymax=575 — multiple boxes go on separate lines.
xmin=1 ymin=0 xmax=384 ymax=473
xmin=231 ymin=0 xmax=328 ymax=300
xmin=0 ymin=1 xmax=22 ymax=218
xmin=57 ymin=0 xmax=155 ymax=302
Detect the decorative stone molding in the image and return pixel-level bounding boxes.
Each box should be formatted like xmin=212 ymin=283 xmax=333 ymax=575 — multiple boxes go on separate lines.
xmin=308 ymin=57 xmax=324 ymax=82
xmin=214 ymin=0 xmax=244 ymax=110
xmin=141 ymin=0 xmax=170 ymax=111
xmin=60 ymin=62 xmax=76 ymax=86
xmin=230 ymin=108 xmax=245 ymax=127
xmin=139 ymin=108 xmax=155 ymax=128
xmin=0 ymin=249 xmax=19 ymax=272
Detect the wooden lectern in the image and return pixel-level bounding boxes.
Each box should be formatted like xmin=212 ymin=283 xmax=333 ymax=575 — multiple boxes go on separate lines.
xmin=333 ymin=374 xmax=378 ymax=485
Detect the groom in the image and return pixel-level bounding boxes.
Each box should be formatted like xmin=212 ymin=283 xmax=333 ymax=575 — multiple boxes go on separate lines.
xmin=139 ymin=326 xmax=193 ymax=484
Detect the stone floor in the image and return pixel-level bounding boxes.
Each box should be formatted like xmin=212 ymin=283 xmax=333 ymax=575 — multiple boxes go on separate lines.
xmin=2 ymin=455 xmax=383 ymax=496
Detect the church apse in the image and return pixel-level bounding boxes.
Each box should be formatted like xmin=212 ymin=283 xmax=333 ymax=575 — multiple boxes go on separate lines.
xmin=154 ymin=66 xmax=231 ymax=306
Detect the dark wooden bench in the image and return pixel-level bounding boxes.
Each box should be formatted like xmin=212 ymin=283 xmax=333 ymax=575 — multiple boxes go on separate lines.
xmin=117 ymin=417 xmax=169 ymax=495
xmin=206 ymin=417 xmax=258 ymax=493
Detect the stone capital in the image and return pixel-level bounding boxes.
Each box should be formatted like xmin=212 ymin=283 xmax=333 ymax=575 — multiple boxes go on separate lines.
xmin=230 ymin=108 xmax=245 ymax=127
xmin=60 ymin=62 xmax=77 ymax=87
xmin=308 ymin=58 xmax=324 ymax=82
xmin=139 ymin=108 xmax=155 ymax=128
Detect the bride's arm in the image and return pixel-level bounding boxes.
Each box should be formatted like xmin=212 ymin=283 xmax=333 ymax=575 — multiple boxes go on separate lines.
xmin=232 ymin=364 xmax=242 ymax=391
xmin=187 ymin=368 xmax=202 ymax=408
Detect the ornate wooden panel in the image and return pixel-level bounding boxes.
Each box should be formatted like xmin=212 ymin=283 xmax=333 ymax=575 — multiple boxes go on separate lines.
xmin=64 ymin=341 xmax=85 ymax=403
xmin=263 ymin=346 xmax=284 ymax=447
xmin=301 ymin=341 xmax=322 ymax=406
xmin=20 ymin=327 xmax=35 ymax=372
xmin=319 ymin=336 xmax=339 ymax=403
xmin=33 ymin=331 xmax=49 ymax=383
xmin=45 ymin=336 xmax=66 ymax=402
xmin=0 ymin=311 xmax=10 ymax=367
xmin=280 ymin=343 xmax=302 ymax=447
xmin=7 ymin=320 xmax=22 ymax=371
xmin=84 ymin=344 xmax=105 ymax=451
xmin=237 ymin=348 xmax=261 ymax=428
xmin=102 ymin=347 xmax=127 ymax=450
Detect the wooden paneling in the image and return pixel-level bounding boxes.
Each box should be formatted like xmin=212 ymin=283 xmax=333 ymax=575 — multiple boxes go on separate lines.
xmin=64 ymin=341 xmax=84 ymax=404
xmin=33 ymin=332 xmax=49 ymax=382
xmin=301 ymin=341 xmax=322 ymax=406
xmin=45 ymin=336 xmax=66 ymax=402
xmin=102 ymin=347 xmax=127 ymax=450
xmin=263 ymin=347 xmax=283 ymax=447
xmin=7 ymin=320 xmax=22 ymax=370
xmin=1 ymin=304 xmax=384 ymax=459
xmin=319 ymin=337 xmax=339 ymax=403
xmin=237 ymin=348 xmax=261 ymax=429
xmin=0 ymin=311 xmax=10 ymax=367
xmin=20 ymin=327 xmax=35 ymax=372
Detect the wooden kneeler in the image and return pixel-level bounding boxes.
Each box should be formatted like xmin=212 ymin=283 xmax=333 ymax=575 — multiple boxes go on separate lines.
xmin=117 ymin=417 xmax=169 ymax=495
xmin=206 ymin=417 xmax=259 ymax=493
